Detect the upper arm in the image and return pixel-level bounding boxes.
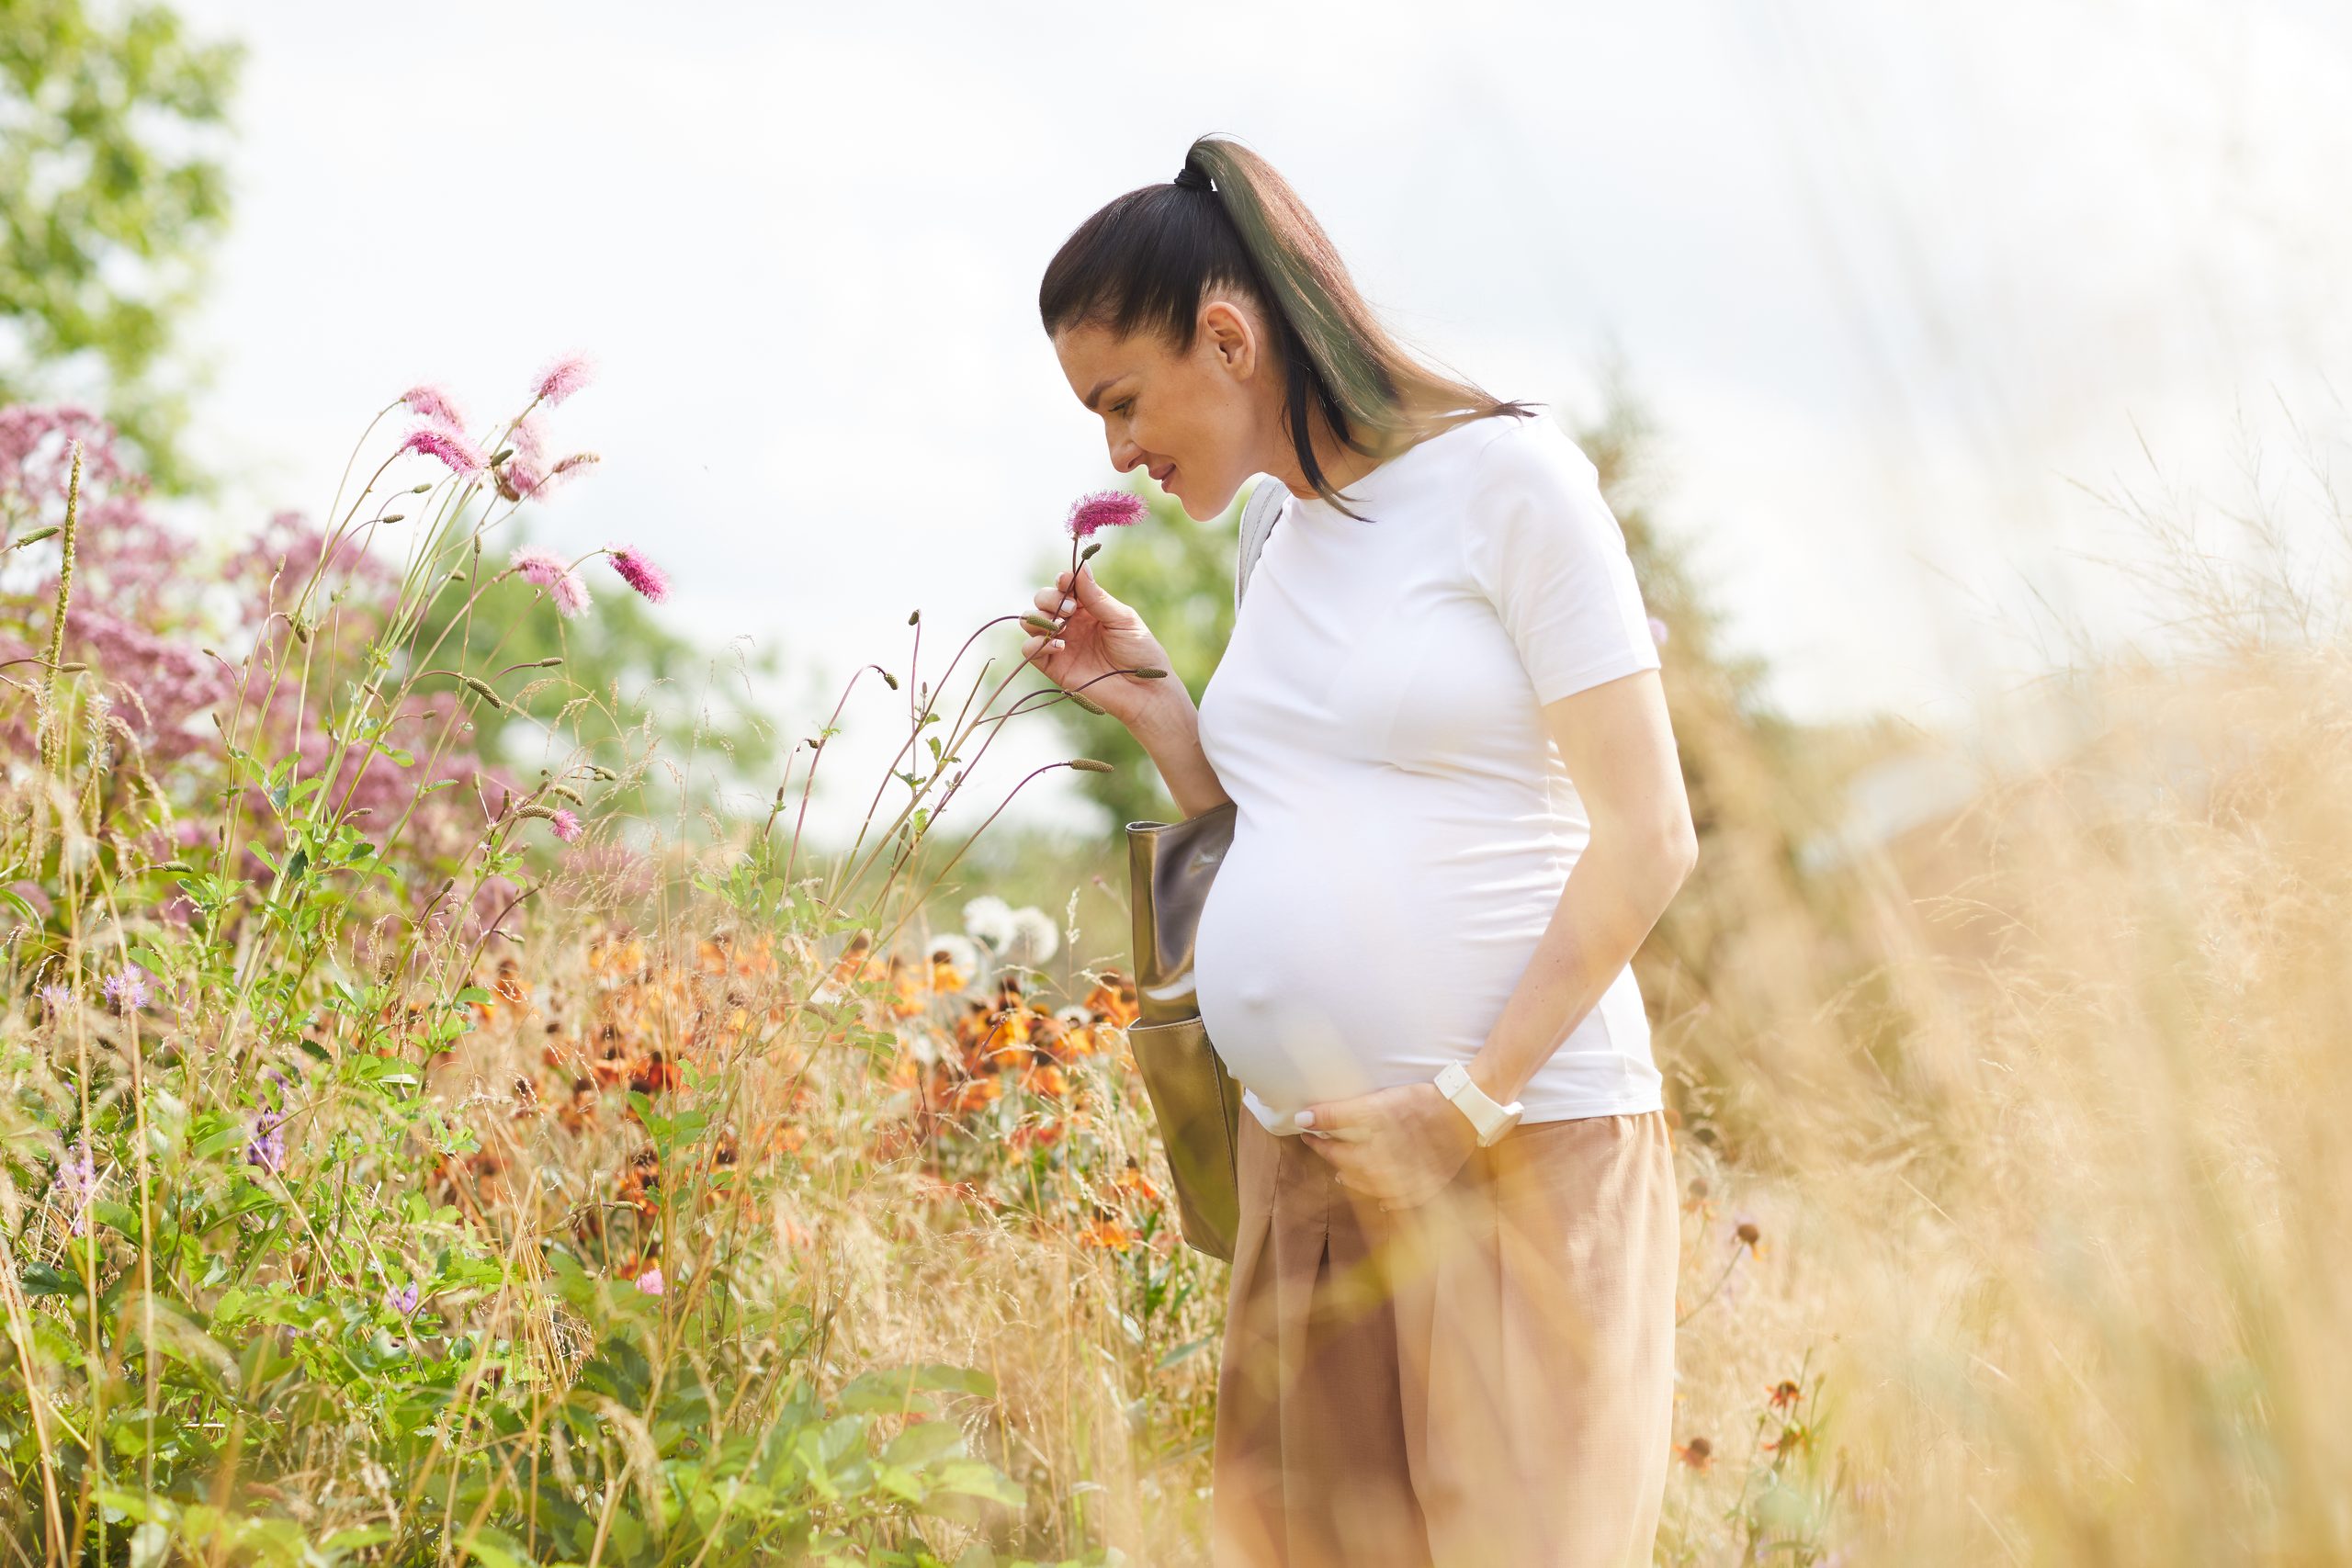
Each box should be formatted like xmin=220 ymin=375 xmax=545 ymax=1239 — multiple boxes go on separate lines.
xmin=1459 ymin=419 xmax=1692 ymax=866
xmin=1541 ymin=669 xmax=1696 ymax=871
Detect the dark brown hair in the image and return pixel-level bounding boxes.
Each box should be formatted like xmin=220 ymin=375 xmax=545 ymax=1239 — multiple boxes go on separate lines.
xmin=1038 ymin=134 xmax=1540 ymax=523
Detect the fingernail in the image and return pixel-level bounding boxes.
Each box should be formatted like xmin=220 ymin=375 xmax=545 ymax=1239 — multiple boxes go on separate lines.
xmin=1295 ymin=1110 xmax=1314 ymax=1128
xmin=1059 ymin=598 xmax=1074 ymax=614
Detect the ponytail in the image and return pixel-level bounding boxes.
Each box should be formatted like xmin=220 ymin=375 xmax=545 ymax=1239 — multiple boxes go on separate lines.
xmin=1039 ymin=134 xmax=1536 ymax=523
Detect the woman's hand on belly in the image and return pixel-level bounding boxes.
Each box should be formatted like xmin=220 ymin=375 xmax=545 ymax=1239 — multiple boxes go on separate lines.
xmin=1296 ymin=1081 xmax=1481 ymax=1212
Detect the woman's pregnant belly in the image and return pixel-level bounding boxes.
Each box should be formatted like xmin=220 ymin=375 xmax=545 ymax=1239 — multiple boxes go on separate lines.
xmin=1193 ymin=795 xmax=1577 ymax=1122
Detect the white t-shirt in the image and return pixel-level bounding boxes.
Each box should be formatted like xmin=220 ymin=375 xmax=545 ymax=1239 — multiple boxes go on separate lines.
xmin=1193 ymin=410 xmax=1666 ymax=1134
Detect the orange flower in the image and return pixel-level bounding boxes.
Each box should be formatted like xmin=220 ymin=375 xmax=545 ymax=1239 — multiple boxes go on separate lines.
xmin=1672 ymin=1436 xmax=1713 ymax=1472
xmin=1768 ymin=1378 xmax=1802 ymax=1412
xmin=1113 ymin=1156 xmax=1163 ymax=1205
xmin=1083 ymin=972 xmax=1140 ymax=1029
xmin=1081 ymin=1214 xmax=1136 ymax=1250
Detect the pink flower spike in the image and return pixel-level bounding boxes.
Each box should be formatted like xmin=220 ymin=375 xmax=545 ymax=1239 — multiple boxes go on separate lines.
xmin=533 ymin=353 xmax=596 ymax=408
xmin=510 ymin=412 xmax=548 ymax=463
xmin=399 ymin=423 xmax=489 ymax=479
xmin=400 ymin=384 xmax=467 ymax=430
xmin=548 ymin=807 xmax=582 ymax=842
xmin=512 ymin=547 xmax=592 ymax=617
xmin=635 ymin=1266 xmax=665 ymax=1296
xmin=1068 ymin=489 xmax=1147 ymax=539
xmin=498 ymin=457 xmax=546 ymax=504
xmin=606 ymin=544 xmax=669 ymax=603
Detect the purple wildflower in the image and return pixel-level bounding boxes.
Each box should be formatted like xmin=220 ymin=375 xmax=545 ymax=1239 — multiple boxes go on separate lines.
xmin=605 ymin=545 xmax=669 ymax=604
xmin=533 ymin=354 xmax=596 ymax=408
xmin=1067 ymin=489 xmax=1147 ymax=540
xmin=400 ymin=384 xmax=468 ymax=430
xmin=399 ymin=424 xmax=490 ymax=480
xmin=102 ymin=966 xmax=150 ymax=1012
xmin=511 ymin=547 xmax=591 ymax=617
xmin=39 ymin=982 xmax=73 ymax=1017
xmin=385 ymin=1280 xmax=420 ymax=1316
xmin=1647 ymin=615 xmax=1669 ymax=647
xmin=245 ymin=1107 xmax=287 ymax=1176
xmin=548 ymin=807 xmax=582 ymax=843
xmin=635 ymin=1266 xmax=666 ymax=1296
xmin=57 ymin=1141 xmax=97 ymax=1236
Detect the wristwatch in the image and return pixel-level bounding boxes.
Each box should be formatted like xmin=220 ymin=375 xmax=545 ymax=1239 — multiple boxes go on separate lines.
xmin=1433 ymin=1062 xmax=1524 ymax=1146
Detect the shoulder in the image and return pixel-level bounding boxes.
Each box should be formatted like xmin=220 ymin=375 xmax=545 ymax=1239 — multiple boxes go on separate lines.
xmin=1463 ymin=410 xmax=1599 ymax=502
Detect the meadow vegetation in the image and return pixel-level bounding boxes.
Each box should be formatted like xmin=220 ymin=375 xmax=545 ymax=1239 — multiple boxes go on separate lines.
xmin=2 ymin=369 xmax=2346 ymax=1567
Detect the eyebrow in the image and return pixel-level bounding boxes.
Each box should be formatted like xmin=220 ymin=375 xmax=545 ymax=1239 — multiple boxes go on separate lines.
xmin=1083 ymin=376 xmax=1127 ymax=412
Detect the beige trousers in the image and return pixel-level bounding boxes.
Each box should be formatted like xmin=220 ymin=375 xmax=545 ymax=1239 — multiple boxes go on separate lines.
xmin=1209 ymin=1107 xmax=1679 ymax=1568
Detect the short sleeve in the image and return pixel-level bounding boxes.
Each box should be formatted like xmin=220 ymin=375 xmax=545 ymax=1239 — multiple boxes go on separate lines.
xmin=1459 ymin=418 xmax=1661 ymax=706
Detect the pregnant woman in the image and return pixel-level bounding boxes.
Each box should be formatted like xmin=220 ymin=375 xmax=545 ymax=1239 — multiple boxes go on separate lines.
xmin=1025 ymin=136 xmax=1698 ymax=1568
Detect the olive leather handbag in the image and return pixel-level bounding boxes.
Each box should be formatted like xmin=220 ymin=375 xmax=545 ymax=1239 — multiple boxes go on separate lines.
xmin=1122 ymin=476 xmax=1287 ymax=1261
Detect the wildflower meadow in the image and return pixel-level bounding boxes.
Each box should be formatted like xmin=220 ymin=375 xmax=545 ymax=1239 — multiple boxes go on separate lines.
xmin=5 ymin=360 xmax=2352 ymax=1568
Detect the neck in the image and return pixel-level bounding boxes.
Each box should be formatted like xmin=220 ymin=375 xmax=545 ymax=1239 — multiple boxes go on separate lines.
xmin=1271 ymin=415 xmax=1411 ymax=501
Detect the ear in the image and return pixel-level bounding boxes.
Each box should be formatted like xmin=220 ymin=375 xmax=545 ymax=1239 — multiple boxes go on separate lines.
xmin=1199 ymin=297 xmax=1259 ymax=379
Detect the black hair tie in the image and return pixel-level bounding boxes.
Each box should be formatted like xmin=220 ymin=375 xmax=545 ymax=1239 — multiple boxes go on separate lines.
xmin=1172 ymin=164 xmax=1212 ymax=193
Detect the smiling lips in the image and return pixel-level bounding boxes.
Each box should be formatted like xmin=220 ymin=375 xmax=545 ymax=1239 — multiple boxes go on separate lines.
xmin=1151 ymin=464 xmax=1177 ymax=487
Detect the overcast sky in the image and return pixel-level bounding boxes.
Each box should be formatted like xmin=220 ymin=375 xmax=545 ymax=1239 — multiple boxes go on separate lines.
xmin=162 ymin=0 xmax=2352 ymax=845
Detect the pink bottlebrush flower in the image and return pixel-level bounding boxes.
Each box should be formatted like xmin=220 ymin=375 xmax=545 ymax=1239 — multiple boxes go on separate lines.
xmin=548 ymin=807 xmax=582 ymax=842
xmin=605 ymin=544 xmax=668 ymax=603
xmin=399 ymin=423 xmax=489 ymax=479
xmin=497 ymin=457 xmax=546 ymax=504
xmin=400 ymin=384 xmax=467 ymax=430
xmin=1068 ymin=489 xmax=1147 ymax=539
xmin=510 ymin=412 xmax=548 ymax=464
xmin=511 ymin=547 xmax=591 ymax=617
xmin=102 ymin=966 xmax=151 ymax=1011
xmin=634 ymin=1266 xmax=665 ymax=1296
xmin=533 ymin=353 xmax=596 ymax=408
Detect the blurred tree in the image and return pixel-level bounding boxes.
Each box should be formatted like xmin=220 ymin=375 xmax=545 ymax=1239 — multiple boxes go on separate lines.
xmin=0 ymin=0 xmax=242 ymax=493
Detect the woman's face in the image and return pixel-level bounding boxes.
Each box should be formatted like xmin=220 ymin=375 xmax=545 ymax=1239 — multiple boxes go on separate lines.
xmin=1052 ymin=299 xmax=1273 ymax=523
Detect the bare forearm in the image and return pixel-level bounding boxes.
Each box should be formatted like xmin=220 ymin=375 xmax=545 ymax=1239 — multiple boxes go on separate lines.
xmin=1129 ymin=693 xmax=1232 ymax=821
xmin=1466 ymin=830 xmax=1693 ymax=1105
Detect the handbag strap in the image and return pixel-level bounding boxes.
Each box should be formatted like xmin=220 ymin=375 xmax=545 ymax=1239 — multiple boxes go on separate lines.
xmin=1233 ymin=476 xmax=1289 ymax=612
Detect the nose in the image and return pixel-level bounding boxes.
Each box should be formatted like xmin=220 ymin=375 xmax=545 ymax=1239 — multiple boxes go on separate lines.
xmin=1110 ymin=437 xmax=1148 ymax=475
